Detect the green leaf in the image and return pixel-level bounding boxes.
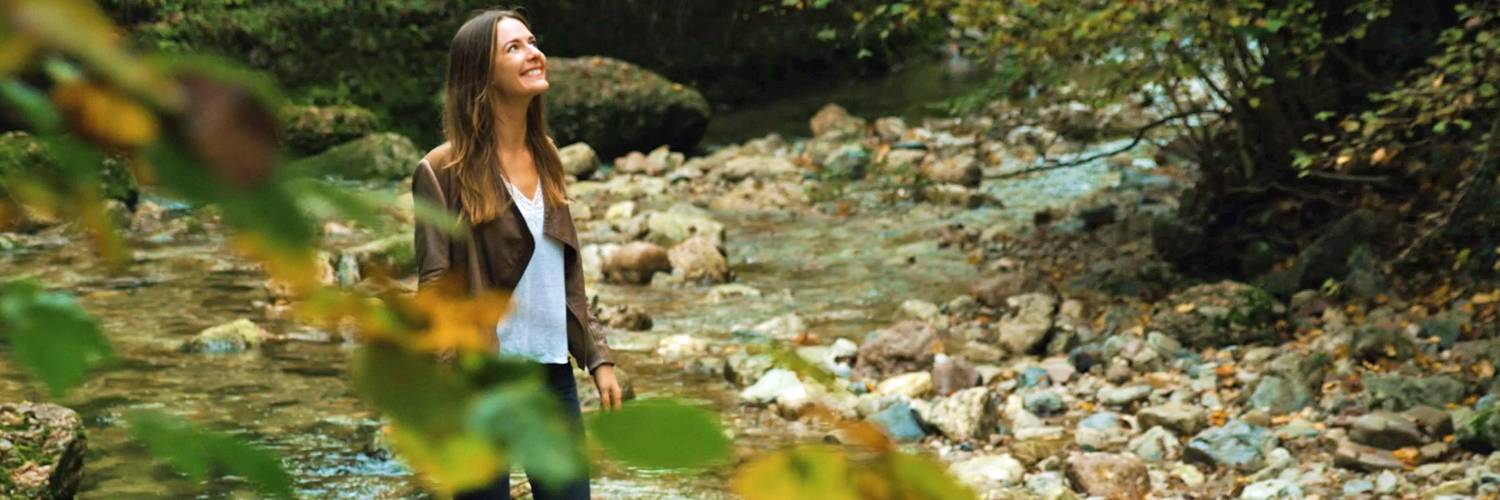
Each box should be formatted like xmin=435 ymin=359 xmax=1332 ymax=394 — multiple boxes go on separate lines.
xmin=0 ymin=79 xmax=62 ymax=133
xmin=352 ymin=344 xmax=475 ymax=436
xmin=885 ymin=451 xmax=976 ymax=500
xmin=586 ymin=399 xmax=730 ymax=469
xmin=0 ymin=280 xmax=112 ymax=396
xmin=817 ymin=28 xmax=838 ymax=41
xmin=127 ymin=411 xmax=294 ymax=498
xmin=466 ymin=381 xmax=585 ymax=488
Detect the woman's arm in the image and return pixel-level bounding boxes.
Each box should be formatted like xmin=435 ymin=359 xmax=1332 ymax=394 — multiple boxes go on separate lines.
xmin=412 ymin=160 xmax=451 ymax=290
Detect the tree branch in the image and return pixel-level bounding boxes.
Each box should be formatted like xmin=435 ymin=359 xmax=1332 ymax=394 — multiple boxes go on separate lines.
xmin=987 ymin=109 xmax=1223 ymax=180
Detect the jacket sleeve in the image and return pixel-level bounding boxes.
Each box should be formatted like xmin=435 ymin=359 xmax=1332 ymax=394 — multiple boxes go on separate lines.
xmin=582 ymin=295 xmax=615 ymax=372
xmin=412 ymin=160 xmax=451 ymax=291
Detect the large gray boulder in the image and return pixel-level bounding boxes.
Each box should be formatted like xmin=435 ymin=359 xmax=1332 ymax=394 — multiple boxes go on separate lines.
xmin=546 ymin=56 xmax=710 ymax=160
xmin=289 ymin=132 xmax=421 ymax=181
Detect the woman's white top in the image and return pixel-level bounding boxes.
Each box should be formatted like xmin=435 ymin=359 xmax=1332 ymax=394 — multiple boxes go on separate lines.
xmin=494 ymin=177 xmax=570 ymax=364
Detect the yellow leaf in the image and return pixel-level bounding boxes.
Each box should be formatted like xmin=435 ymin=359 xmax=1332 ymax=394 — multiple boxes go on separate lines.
xmin=734 ymin=446 xmax=859 ymax=500
xmin=386 ymin=423 xmax=503 ymax=495
xmin=1175 ymin=303 xmax=1196 ymax=314
xmin=51 ymin=81 xmax=159 ymax=150
xmin=1370 ymin=147 xmax=1389 ymax=164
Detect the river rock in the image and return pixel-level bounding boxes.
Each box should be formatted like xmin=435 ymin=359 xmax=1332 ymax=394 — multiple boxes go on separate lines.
xmin=931 ymin=354 xmax=980 ymax=396
xmin=593 ymin=303 xmax=652 ymax=331
xmin=1247 ymin=376 xmax=1311 ymax=415
xmin=1240 ymin=479 xmax=1303 ymax=500
xmin=740 ymin=369 xmax=802 ymax=405
xmin=725 ymin=352 xmax=774 ymax=387
xmin=873 ymin=117 xmax=907 ymax=142
xmin=751 ymin=313 xmax=807 ymax=340
xmin=809 ymin=103 xmax=865 ymax=137
xmin=919 ymin=153 xmax=982 ymax=187
xmin=1363 ymin=373 xmax=1464 ymax=411
xmin=1333 ymin=437 xmax=1404 ymax=471
xmin=949 ymin=454 xmax=1025 ymax=491
xmin=668 ymin=235 xmax=730 ymax=284
xmin=289 ymin=132 xmax=420 ymax=180
xmin=1129 ymin=426 xmax=1182 ymax=462
xmin=558 ymin=142 xmax=600 ymax=179
xmin=1351 ymin=411 xmax=1428 ymax=450
xmin=854 ymin=321 xmax=939 ymax=381
xmin=1065 ymin=452 xmax=1150 ymax=499
xmin=969 ymin=270 xmax=1045 ymax=309
xmin=1075 ymin=412 xmax=1132 ymax=451
xmin=876 ymin=372 xmax=933 ymax=399
xmin=1137 ymin=403 xmax=1206 ymax=435
xmin=998 ymin=293 xmax=1057 ymax=355
xmin=820 ymin=144 xmax=870 ymax=180
xmin=1023 ymin=390 xmax=1066 ymax=417
xmin=1097 ymin=384 xmax=1152 ymax=406
xmin=717 ymin=156 xmax=799 ymax=182
xmin=925 ymin=387 xmax=995 ymax=442
xmin=1152 ymin=281 xmax=1283 ymax=348
xmin=709 ymin=178 xmax=808 ymax=212
xmin=0 ymin=402 xmax=86 ymax=499
xmin=603 ymin=241 xmax=671 ymax=285
xmin=614 ymin=150 xmax=665 ymax=176
xmin=655 ymin=334 xmax=708 ymax=360
xmin=869 ymin=400 xmax=926 ymax=443
xmin=546 ymin=56 xmax=709 ymax=159
xmin=646 ymin=205 xmax=726 ymax=247
xmin=880 ymin=149 xmax=925 ymax=172
xmin=182 ymin=318 xmax=269 ymax=353
xmin=1185 ymin=420 xmax=1279 ymax=472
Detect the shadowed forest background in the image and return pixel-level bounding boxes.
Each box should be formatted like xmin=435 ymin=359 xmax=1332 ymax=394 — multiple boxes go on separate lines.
xmin=1 ymin=0 xmax=1499 ymax=498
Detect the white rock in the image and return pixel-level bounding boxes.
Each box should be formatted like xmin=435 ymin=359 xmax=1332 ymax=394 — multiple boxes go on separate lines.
xmin=877 ymin=372 xmax=933 ymax=399
xmin=605 ymin=200 xmax=638 ymax=220
xmin=740 ymin=369 xmax=802 ymax=405
xmin=950 ymin=454 xmax=1025 ymax=491
xmin=655 ymin=334 xmax=708 ymax=359
xmin=752 ymin=313 xmax=807 ymax=340
xmin=926 ymin=387 xmax=994 ymax=441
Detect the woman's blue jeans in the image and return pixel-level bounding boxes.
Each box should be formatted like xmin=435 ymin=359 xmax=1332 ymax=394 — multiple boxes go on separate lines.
xmin=454 ymin=362 xmax=590 ymax=500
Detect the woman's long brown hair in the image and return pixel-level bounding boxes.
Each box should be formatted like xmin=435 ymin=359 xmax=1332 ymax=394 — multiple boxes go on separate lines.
xmin=442 ymin=8 xmax=569 ymax=224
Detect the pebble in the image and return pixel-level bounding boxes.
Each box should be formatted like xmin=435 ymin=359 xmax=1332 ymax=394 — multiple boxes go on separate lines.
xmin=1098 ymin=384 xmax=1152 ymax=406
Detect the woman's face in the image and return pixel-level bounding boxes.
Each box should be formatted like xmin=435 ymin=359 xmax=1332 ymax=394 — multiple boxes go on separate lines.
xmin=491 ymin=17 xmax=548 ymax=98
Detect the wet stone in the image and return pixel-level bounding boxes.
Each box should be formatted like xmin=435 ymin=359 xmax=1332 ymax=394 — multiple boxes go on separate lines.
xmin=1350 ymin=411 xmax=1428 ymax=450
xmin=1065 ymin=452 xmax=1150 ymax=499
xmin=1023 ymin=390 xmax=1065 ymax=416
xmin=1185 ymin=420 xmax=1279 ymax=472
xmin=868 ymin=400 xmax=926 ymax=443
xmin=1363 ymin=373 xmax=1464 ymax=412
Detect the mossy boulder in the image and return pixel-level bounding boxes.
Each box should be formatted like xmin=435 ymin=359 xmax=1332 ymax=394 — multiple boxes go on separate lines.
xmin=0 ymin=132 xmax=136 ymax=231
xmin=1151 ymin=281 xmax=1284 ymax=348
xmin=0 ymin=402 xmax=86 ymax=499
xmin=289 ymin=132 xmax=420 ymax=181
xmin=181 ymin=318 xmax=269 ymax=353
xmin=280 ymin=104 xmax=380 ymax=156
xmin=545 ymin=56 xmax=709 ymax=160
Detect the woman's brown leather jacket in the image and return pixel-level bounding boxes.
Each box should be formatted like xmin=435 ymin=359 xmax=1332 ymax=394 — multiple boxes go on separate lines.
xmin=412 ymin=157 xmax=614 ymax=372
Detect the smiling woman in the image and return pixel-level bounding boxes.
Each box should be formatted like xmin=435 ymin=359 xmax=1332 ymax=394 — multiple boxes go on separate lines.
xmin=414 ymin=8 xmax=620 ymax=500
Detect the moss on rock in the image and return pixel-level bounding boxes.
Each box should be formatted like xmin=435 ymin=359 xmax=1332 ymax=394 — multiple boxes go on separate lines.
xmin=545 ymin=56 xmax=709 ymax=160
xmin=288 ymin=132 xmax=420 ymax=181
xmin=280 ymin=104 xmax=380 ymax=156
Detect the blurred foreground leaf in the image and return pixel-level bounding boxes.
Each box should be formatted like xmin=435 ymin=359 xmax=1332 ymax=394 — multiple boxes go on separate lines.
xmin=586 ymin=398 xmax=730 ymax=469
xmin=467 ymin=381 xmax=585 ymax=488
xmin=127 ymin=411 xmax=293 ymax=498
xmin=384 ymin=422 xmax=502 ymax=495
xmin=0 ymin=280 xmax=111 ymax=396
xmin=733 ymin=445 xmax=974 ymax=500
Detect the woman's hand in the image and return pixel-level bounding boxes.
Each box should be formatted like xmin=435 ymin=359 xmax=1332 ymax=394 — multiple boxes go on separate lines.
xmin=592 ymin=364 xmax=623 ymax=411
